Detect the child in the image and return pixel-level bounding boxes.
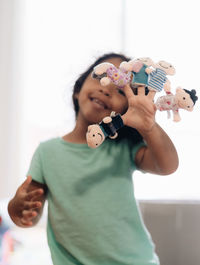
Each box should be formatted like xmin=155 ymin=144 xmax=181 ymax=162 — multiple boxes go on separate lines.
xmin=8 ymin=53 xmax=179 ymax=265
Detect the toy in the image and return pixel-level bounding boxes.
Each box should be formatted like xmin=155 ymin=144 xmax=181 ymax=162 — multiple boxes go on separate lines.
xmin=92 ymin=62 xmax=132 ymax=88
xmin=120 ymin=57 xmax=154 ymax=89
xmin=86 ymin=112 xmax=124 ymax=148
xmin=155 ymin=87 xmax=198 ymax=122
xmin=146 ymin=61 xmax=175 ymax=92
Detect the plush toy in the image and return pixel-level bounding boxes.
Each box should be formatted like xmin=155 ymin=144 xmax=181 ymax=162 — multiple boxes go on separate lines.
xmin=92 ymin=62 xmax=132 ymax=88
xmin=155 ymin=87 xmax=198 ymax=122
xmin=86 ymin=112 xmax=124 ymax=148
xmin=120 ymin=57 xmax=154 ymax=89
xmin=146 ymin=61 xmax=175 ymax=92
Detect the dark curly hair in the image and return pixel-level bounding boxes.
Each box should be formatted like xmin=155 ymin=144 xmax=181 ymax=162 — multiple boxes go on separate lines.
xmin=72 ymin=52 xmax=143 ymax=144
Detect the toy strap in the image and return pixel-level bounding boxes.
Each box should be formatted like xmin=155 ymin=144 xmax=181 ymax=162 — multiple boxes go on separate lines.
xmin=99 ymin=113 xmax=124 ymax=137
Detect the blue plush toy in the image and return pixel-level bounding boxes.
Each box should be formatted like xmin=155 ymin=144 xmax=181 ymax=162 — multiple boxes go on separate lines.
xmin=119 ymin=57 xmax=154 ymax=88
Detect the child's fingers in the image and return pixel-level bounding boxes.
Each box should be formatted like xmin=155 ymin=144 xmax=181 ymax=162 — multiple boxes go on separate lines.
xmin=21 ymin=175 xmax=32 ymax=190
xmin=21 ymin=210 xmax=38 ymax=226
xmin=22 ymin=210 xmax=37 ymax=220
xmin=21 ymin=219 xmax=33 ymax=226
xmin=147 ymin=90 xmax=156 ymax=100
xmin=123 ymin=84 xmax=135 ymax=99
xmin=25 ymin=189 xmax=44 ymax=201
xmin=24 ymin=201 xmax=42 ymax=210
xmin=137 ymin=86 xmax=145 ymax=96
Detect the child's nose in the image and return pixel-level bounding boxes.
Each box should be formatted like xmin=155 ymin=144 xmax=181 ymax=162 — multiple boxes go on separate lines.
xmin=99 ymin=88 xmax=110 ymax=97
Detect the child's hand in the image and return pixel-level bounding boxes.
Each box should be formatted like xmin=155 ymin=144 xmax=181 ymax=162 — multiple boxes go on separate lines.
xmin=122 ymin=85 xmax=157 ymax=134
xmin=8 ymin=176 xmax=45 ymax=227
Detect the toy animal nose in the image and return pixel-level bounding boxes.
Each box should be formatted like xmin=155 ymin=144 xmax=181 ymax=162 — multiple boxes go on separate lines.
xmin=99 ymin=88 xmax=110 ymax=97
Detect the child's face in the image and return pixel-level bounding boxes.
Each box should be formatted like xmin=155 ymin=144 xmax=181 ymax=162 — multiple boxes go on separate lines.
xmin=75 ymin=58 xmax=129 ymax=125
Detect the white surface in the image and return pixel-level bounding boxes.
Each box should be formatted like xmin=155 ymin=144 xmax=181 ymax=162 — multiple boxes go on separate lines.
xmin=1 ymin=199 xmax=52 ymax=265
xmin=9 ymin=227 xmax=53 ymax=265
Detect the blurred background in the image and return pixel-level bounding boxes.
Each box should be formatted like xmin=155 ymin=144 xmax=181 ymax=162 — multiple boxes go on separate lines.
xmin=0 ymin=0 xmax=200 ymax=264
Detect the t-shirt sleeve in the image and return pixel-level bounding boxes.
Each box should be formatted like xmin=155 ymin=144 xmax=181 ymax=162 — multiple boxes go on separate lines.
xmin=130 ymin=141 xmax=146 ymax=171
xmin=26 ymin=144 xmax=45 ymax=184
xmin=131 ymin=141 xmax=146 ymax=160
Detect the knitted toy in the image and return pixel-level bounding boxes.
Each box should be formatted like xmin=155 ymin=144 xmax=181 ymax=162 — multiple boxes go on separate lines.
xmin=92 ymin=62 xmax=132 ymax=88
xmin=86 ymin=112 xmax=124 ymax=148
xmin=120 ymin=57 xmax=154 ymax=89
xmin=146 ymin=61 xmax=175 ymax=92
xmin=155 ymin=87 xmax=198 ymax=122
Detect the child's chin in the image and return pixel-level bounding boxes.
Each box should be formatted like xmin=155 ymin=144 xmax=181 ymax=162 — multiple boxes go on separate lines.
xmin=88 ymin=111 xmax=111 ymax=124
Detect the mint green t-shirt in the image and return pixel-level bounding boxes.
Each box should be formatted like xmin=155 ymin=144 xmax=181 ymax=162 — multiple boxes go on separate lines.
xmin=27 ymin=137 xmax=159 ymax=265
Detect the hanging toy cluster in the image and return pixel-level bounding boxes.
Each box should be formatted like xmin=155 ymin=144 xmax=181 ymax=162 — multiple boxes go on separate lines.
xmin=87 ymin=57 xmax=198 ymax=148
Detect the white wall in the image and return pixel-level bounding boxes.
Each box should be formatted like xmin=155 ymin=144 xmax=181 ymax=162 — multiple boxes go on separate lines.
xmin=0 ymin=0 xmax=24 ymax=198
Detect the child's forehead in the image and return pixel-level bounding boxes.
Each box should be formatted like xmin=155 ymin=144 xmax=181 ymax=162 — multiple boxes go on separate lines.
xmin=101 ymin=57 xmax=123 ymax=68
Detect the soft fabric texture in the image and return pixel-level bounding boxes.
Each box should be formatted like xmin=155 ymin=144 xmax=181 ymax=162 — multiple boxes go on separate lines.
xmin=131 ymin=64 xmax=149 ymax=88
xmin=148 ymin=68 xmax=167 ymax=92
xmin=156 ymin=92 xmax=178 ymax=109
xmin=106 ymin=65 xmax=131 ymax=88
xmin=92 ymin=63 xmax=131 ymax=88
xmin=155 ymin=88 xmax=197 ymax=122
xmin=27 ymin=137 xmax=159 ymax=265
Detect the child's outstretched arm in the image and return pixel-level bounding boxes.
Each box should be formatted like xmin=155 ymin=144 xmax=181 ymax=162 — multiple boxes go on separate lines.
xmin=8 ymin=175 xmax=47 ymax=227
xmin=122 ymin=85 xmax=179 ymax=175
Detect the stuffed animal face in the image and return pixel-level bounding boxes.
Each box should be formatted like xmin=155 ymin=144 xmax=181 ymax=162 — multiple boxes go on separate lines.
xmin=175 ymin=87 xmax=194 ymax=111
xmin=155 ymin=61 xmax=175 ymax=75
xmin=86 ymin=125 xmax=105 ymax=148
xmin=137 ymin=57 xmax=154 ymax=66
xmin=93 ymin=62 xmax=113 ymax=76
xmin=120 ymin=57 xmax=154 ymax=72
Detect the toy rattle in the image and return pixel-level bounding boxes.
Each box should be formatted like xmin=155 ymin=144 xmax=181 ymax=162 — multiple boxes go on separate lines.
xmin=155 ymin=87 xmax=198 ymax=122
xmin=86 ymin=111 xmax=124 ymax=148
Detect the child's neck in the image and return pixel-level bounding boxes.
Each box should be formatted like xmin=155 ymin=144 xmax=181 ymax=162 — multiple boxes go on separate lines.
xmin=62 ymin=119 xmax=89 ymax=144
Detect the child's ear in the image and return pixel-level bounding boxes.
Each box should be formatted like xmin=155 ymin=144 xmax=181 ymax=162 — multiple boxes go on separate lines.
xmin=73 ymin=92 xmax=79 ymax=100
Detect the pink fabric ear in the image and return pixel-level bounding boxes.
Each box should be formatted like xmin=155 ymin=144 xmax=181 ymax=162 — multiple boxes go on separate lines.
xmin=132 ymin=61 xmax=143 ymax=73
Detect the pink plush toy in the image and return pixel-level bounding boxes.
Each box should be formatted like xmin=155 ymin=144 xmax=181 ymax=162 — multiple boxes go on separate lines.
xmin=155 ymin=87 xmax=198 ymax=122
xmin=92 ymin=62 xmax=131 ymax=88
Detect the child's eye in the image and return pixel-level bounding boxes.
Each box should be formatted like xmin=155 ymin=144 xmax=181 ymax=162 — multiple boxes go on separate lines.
xmin=117 ymin=89 xmax=125 ymax=96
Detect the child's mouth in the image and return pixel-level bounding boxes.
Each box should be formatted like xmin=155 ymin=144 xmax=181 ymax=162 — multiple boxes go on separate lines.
xmin=90 ymin=98 xmax=108 ymax=109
